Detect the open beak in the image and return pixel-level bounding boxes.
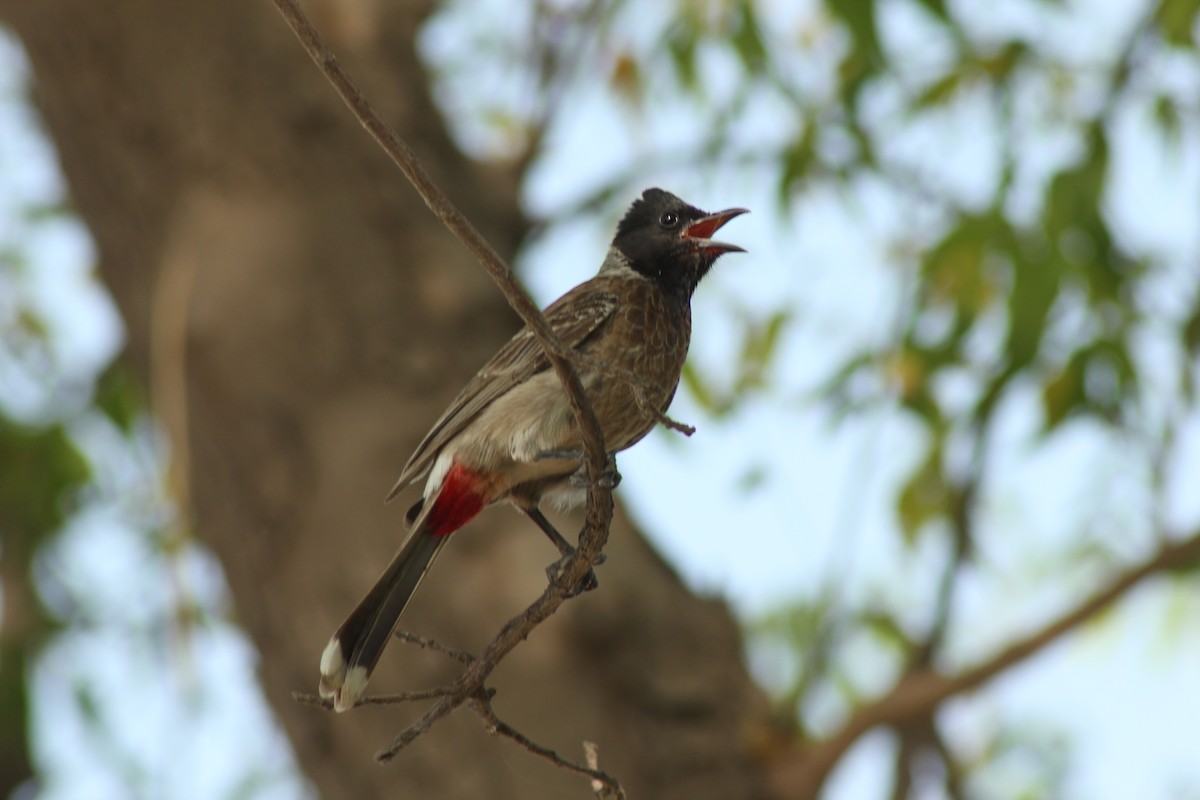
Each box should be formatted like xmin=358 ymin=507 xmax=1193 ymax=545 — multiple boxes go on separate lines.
xmin=683 ymin=207 xmax=749 ymax=254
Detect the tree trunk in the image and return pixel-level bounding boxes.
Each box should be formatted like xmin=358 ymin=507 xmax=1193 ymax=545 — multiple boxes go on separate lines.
xmin=1 ymin=1 xmax=769 ymax=797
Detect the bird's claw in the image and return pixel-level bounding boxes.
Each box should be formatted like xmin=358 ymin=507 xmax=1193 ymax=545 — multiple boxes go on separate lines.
xmin=545 ymin=551 xmax=605 ymax=597
xmin=568 ymin=453 xmax=621 ymax=491
xmin=535 ymin=449 xmax=621 ymax=491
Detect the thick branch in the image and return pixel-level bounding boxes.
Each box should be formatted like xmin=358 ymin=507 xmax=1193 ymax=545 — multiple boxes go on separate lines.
xmin=767 ymin=528 xmax=1200 ymax=798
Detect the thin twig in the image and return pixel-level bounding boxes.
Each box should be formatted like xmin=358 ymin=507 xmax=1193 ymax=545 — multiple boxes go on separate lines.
xmin=393 ymin=630 xmax=476 ymax=665
xmin=638 ymin=394 xmax=696 ymax=436
xmin=269 ymin=0 xmax=620 ymax=785
xmin=469 ymin=692 xmax=626 ymax=799
xmin=292 ymin=687 xmax=459 ymax=709
xmin=375 ymin=551 xmax=608 ymax=762
xmin=360 ymin=687 xmax=463 ymax=705
xmin=374 ymin=699 xmax=460 ymax=763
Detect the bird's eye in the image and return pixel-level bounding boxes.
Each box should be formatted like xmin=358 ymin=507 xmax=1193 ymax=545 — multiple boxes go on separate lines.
xmin=659 ymin=211 xmax=679 ymax=228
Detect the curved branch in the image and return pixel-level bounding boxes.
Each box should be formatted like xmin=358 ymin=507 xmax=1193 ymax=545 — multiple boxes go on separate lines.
xmin=767 ymin=528 xmax=1200 ymax=798
xmin=268 ymin=0 xmax=617 ymax=788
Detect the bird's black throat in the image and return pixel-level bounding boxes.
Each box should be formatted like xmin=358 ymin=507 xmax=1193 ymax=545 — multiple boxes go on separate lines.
xmin=612 ymin=187 xmax=737 ymax=299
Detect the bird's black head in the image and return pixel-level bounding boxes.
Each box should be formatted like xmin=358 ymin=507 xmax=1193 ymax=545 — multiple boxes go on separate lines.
xmin=613 ymin=188 xmax=747 ymax=296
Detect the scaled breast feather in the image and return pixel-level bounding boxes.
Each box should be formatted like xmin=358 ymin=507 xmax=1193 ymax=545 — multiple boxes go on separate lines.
xmin=385 ymin=288 xmax=620 ymax=501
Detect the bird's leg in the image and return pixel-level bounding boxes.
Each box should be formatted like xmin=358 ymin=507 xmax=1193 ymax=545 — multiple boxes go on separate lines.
xmin=520 ymin=506 xmax=603 ymax=596
xmin=533 ymin=449 xmax=621 ymax=490
xmin=522 ymin=505 xmax=578 ymax=557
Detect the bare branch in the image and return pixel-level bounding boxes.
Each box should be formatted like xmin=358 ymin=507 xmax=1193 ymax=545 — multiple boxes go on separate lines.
xmin=469 ymin=692 xmax=627 ymax=799
xmin=373 ymin=548 xmax=613 ymax=762
xmin=375 ymin=699 xmax=460 ymax=762
xmin=393 ymin=630 xmax=476 ymax=665
xmin=269 ymin=0 xmax=621 ymax=784
xmin=292 ymin=686 xmax=461 ymax=710
xmin=767 ymin=527 xmax=1200 ymax=798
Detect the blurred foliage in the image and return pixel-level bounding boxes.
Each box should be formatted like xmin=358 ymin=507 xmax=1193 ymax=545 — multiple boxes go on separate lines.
xmin=0 ymin=214 xmax=89 ymax=794
xmin=0 ymin=68 xmax=241 ymax=786
xmin=0 ymin=208 xmax=299 ymax=793
xmin=682 ymin=307 xmax=790 ymax=416
xmin=424 ymin=0 xmax=1200 ymax=795
xmin=0 ymin=420 xmax=80 ymax=789
xmin=0 ymin=419 xmax=89 ymax=555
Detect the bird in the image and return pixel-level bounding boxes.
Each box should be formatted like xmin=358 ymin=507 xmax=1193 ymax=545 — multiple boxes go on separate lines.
xmin=318 ymin=187 xmax=747 ymax=712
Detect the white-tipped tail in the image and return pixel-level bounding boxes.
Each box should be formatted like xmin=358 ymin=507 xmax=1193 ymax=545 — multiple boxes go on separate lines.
xmin=335 ymin=667 xmax=369 ymax=713
xmin=319 ymin=637 xmax=368 ymax=712
xmin=316 ymin=520 xmax=450 ymax=712
xmin=318 ymin=637 xmax=346 ymax=703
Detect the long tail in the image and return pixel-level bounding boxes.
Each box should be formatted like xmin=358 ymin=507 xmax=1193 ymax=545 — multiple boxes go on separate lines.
xmin=317 ymin=523 xmax=446 ymax=711
xmin=319 ymin=462 xmax=488 ymax=712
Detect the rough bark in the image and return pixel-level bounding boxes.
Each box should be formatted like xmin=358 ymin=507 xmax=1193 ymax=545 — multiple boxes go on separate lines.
xmin=1 ymin=1 xmax=769 ymax=797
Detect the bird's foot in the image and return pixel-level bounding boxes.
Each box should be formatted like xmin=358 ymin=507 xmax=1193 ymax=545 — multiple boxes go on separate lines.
xmin=545 ymin=550 xmax=606 ymax=597
xmin=522 ymin=506 xmax=606 ymax=596
xmin=535 ymin=448 xmax=621 ymax=491
xmin=571 ymin=455 xmax=621 ymax=491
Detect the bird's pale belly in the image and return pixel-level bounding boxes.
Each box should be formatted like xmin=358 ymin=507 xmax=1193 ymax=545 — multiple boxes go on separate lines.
xmin=428 ymin=356 xmax=679 ymax=505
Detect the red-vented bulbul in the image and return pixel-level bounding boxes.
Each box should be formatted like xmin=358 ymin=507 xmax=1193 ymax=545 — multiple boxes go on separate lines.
xmin=319 ymin=188 xmax=747 ymax=711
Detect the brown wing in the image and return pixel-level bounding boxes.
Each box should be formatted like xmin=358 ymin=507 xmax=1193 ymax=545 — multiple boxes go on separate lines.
xmin=385 ymin=284 xmax=619 ymax=500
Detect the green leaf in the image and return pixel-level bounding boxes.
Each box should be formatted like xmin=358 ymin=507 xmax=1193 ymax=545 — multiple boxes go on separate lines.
xmin=980 ymin=41 xmax=1027 ymax=82
xmin=73 ymin=679 xmax=101 ymax=726
xmin=814 ymin=352 xmax=876 ymax=420
xmin=1153 ymin=93 xmax=1183 ymax=150
xmin=1155 ymin=0 xmax=1200 ymax=46
xmin=1184 ymin=299 xmax=1200 ymax=356
xmin=912 ymin=70 xmax=964 ymax=111
xmin=665 ymin=22 xmax=698 ymax=91
xmin=896 ymin=438 xmax=947 ymax=542
xmin=921 ymin=213 xmax=997 ymax=317
xmin=778 ymin=124 xmax=817 ymax=205
xmin=15 ymin=307 xmax=48 ymax=342
xmin=681 ymin=360 xmax=723 ymax=415
xmin=740 ymin=309 xmax=792 ymax=376
xmin=860 ymin=610 xmax=913 ymax=651
xmin=830 ymin=0 xmax=883 ymax=94
xmin=731 ymin=0 xmax=768 ymax=73
xmin=829 ymin=0 xmax=882 ymax=65
xmin=1041 ymin=349 xmax=1086 ymax=431
xmin=1041 ymin=339 xmax=1138 ymax=431
xmin=0 ymin=419 xmax=90 ymax=551
xmin=1043 ymin=125 xmax=1108 ymax=239
xmin=1003 ymin=247 xmax=1059 ymax=370
xmin=911 ymin=0 xmax=949 ymax=21
xmin=93 ymin=361 xmax=144 ymax=434
xmin=0 ymin=644 xmax=32 ymax=777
